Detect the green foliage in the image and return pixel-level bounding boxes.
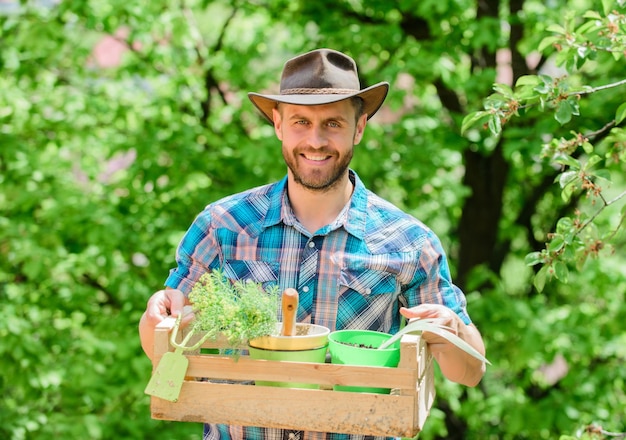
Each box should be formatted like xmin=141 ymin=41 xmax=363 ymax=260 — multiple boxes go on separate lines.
xmin=187 ymin=271 xmax=280 ymax=348
xmin=1 ymin=0 xmax=625 ymax=439
xmin=463 ymin=4 xmax=626 ymax=293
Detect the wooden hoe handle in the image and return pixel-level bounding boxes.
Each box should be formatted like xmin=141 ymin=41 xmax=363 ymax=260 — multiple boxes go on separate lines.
xmin=280 ymin=288 xmax=299 ymax=336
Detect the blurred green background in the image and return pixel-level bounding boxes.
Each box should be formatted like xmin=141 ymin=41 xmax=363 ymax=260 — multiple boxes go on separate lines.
xmin=1 ymin=0 xmax=625 ymax=439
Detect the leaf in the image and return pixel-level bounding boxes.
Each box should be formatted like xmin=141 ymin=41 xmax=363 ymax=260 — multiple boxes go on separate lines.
xmin=546 ymin=24 xmax=567 ymax=35
xmin=556 ymin=217 xmax=575 ymax=235
xmin=547 ymin=235 xmax=566 ymax=253
xmin=534 ymin=265 xmax=549 ymax=293
xmin=591 ymin=169 xmax=611 ymax=182
xmin=555 ymin=100 xmax=574 ymax=125
xmin=378 ymin=319 xmax=491 ymax=365
xmin=493 ymin=83 xmax=514 ymax=99
xmin=554 ymin=154 xmax=581 ymax=169
xmin=488 ymin=115 xmax=502 ymax=136
xmin=575 ymin=247 xmax=589 ymax=270
xmin=567 ymin=97 xmax=581 ymax=116
xmin=582 ymin=10 xmax=603 ymax=20
xmin=524 ymin=251 xmax=544 ymax=266
xmin=461 ymin=110 xmax=490 ymax=134
xmin=538 ymin=36 xmax=562 ymax=53
xmin=561 ymin=183 xmax=576 ymax=202
xmin=584 ymin=154 xmax=602 ymax=169
xmin=575 ymin=19 xmax=600 ymax=36
xmin=558 ymin=170 xmax=578 ymax=188
xmin=582 ymin=141 xmax=594 ymax=154
xmin=553 ymin=261 xmax=569 ymax=283
xmin=515 ymin=75 xmax=541 ymax=87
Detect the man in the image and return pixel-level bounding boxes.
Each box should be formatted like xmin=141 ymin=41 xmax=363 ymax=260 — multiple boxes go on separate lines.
xmin=139 ymin=48 xmax=486 ymax=440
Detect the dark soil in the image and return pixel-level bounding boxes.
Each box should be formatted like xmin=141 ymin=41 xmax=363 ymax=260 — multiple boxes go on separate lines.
xmin=337 ymin=341 xmax=377 ymax=349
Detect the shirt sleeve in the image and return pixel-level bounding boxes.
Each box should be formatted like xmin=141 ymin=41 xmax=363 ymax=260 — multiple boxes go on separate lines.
xmin=406 ymin=230 xmax=471 ymax=325
xmin=164 ymin=207 xmax=221 ymax=295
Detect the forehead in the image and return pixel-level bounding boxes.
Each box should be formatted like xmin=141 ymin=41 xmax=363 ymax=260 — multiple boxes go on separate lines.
xmin=279 ymin=100 xmax=355 ymax=119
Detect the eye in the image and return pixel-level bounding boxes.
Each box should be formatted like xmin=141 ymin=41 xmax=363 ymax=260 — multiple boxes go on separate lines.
xmin=327 ymin=120 xmax=341 ymax=128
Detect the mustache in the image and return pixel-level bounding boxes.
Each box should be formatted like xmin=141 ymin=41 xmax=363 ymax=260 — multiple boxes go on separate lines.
xmin=295 ymin=148 xmax=335 ymax=155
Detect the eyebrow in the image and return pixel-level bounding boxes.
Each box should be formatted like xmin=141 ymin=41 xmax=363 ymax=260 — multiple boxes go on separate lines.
xmin=288 ymin=112 xmax=350 ymax=124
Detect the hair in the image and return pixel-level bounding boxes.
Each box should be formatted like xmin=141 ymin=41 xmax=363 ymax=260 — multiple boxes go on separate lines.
xmin=350 ymin=97 xmax=365 ymax=121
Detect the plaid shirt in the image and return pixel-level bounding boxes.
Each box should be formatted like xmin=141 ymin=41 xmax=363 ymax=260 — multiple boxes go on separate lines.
xmin=165 ymin=170 xmax=470 ymax=440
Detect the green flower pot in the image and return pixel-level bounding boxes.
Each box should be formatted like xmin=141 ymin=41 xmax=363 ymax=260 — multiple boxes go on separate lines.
xmin=248 ymin=323 xmax=329 ymax=389
xmin=328 ymin=329 xmax=401 ymax=394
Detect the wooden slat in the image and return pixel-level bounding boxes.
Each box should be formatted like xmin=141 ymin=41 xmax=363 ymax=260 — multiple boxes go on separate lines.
xmin=415 ymin=357 xmax=436 ymax=430
xmin=398 ymin=333 xmax=418 ymax=397
xmin=185 ymin=355 xmax=417 ymax=390
xmin=152 ymin=318 xmax=176 ymax=368
xmin=151 ymin=381 xmax=419 ymax=437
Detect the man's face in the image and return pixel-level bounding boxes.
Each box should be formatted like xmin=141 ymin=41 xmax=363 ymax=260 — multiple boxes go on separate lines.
xmin=272 ymin=100 xmax=367 ymax=192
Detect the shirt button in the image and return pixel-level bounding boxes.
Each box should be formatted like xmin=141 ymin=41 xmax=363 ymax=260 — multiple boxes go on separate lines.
xmin=365 ymin=288 xmax=372 ymax=294
xmin=302 ymin=286 xmax=310 ymax=293
xmin=308 ymin=241 xmax=315 ymax=248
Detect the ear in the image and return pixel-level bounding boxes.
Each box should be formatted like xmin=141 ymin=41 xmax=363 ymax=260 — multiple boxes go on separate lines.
xmin=272 ymin=107 xmax=283 ymax=141
xmin=353 ymin=113 xmax=368 ymax=145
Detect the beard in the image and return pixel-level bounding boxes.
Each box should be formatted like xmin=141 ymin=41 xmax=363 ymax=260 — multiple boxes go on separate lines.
xmin=283 ymin=146 xmax=353 ymax=192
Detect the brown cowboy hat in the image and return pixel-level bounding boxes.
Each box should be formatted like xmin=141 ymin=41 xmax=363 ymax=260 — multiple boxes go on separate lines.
xmin=248 ymin=48 xmax=389 ymax=124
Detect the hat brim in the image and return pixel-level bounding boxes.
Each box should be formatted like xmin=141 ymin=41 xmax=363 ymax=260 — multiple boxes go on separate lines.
xmin=248 ymin=82 xmax=389 ymax=125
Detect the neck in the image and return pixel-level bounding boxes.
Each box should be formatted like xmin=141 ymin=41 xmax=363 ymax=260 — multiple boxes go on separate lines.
xmin=287 ymin=172 xmax=353 ymax=234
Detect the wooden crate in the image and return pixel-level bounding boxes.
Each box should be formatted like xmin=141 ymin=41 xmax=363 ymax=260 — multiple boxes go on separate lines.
xmin=149 ymin=317 xmax=435 ymax=438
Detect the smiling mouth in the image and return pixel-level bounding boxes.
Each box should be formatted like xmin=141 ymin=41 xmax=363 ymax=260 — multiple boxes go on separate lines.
xmin=302 ymin=153 xmax=331 ymax=162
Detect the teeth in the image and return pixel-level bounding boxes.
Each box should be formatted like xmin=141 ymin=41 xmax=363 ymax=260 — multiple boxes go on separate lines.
xmin=304 ymin=155 xmax=327 ymax=161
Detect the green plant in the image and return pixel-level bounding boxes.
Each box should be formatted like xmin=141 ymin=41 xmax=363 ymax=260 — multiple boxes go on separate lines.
xmin=183 ymin=270 xmax=280 ymax=351
xmin=144 ymin=271 xmax=280 ymax=402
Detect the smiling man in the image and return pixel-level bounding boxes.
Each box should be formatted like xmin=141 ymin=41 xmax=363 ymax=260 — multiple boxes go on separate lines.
xmin=277 ymin=101 xmax=359 ymax=189
xmin=271 ymin=99 xmax=365 ymax=234
xmin=139 ymin=48 xmax=486 ymax=440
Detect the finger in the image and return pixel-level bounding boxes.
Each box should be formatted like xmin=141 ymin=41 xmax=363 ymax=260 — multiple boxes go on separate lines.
xmin=145 ymin=289 xmax=184 ymax=323
xmin=421 ymin=327 xmax=460 ymax=347
xmin=400 ymin=306 xmax=437 ymax=319
xmin=145 ymin=292 xmax=168 ymax=322
xmin=166 ymin=289 xmax=186 ymax=317
xmin=423 ymin=341 xmax=456 ymax=355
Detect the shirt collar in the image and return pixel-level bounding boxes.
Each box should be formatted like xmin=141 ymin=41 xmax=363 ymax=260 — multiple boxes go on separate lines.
xmin=262 ymin=170 xmax=367 ymax=240
xmin=344 ymin=170 xmax=367 ymax=239
xmin=263 ymin=176 xmax=287 ymax=228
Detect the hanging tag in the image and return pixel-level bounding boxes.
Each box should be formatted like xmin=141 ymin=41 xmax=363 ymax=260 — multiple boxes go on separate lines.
xmin=144 ymin=349 xmax=189 ymax=402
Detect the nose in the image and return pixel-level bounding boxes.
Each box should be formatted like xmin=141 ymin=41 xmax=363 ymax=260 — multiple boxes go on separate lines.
xmin=306 ymin=126 xmax=328 ymax=149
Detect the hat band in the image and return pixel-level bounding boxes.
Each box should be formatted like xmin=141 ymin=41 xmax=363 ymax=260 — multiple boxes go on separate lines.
xmin=280 ymin=87 xmax=359 ymax=95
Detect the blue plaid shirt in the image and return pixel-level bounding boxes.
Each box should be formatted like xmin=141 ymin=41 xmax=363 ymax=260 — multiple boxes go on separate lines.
xmin=165 ymin=170 xmax=470 ymax=440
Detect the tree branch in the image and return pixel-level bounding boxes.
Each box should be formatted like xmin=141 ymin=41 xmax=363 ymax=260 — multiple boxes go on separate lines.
xmin=200 ymin=5 xmax=239 ymax=123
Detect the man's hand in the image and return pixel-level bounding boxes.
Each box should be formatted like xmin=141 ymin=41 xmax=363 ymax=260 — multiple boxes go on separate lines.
xmin=400 ymin=304 xmax=486 ymax=386
xmin=139 ymin=288 xmax=193 ymax=359
xmin=400 ymin=303 xmax=464 ymax=344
